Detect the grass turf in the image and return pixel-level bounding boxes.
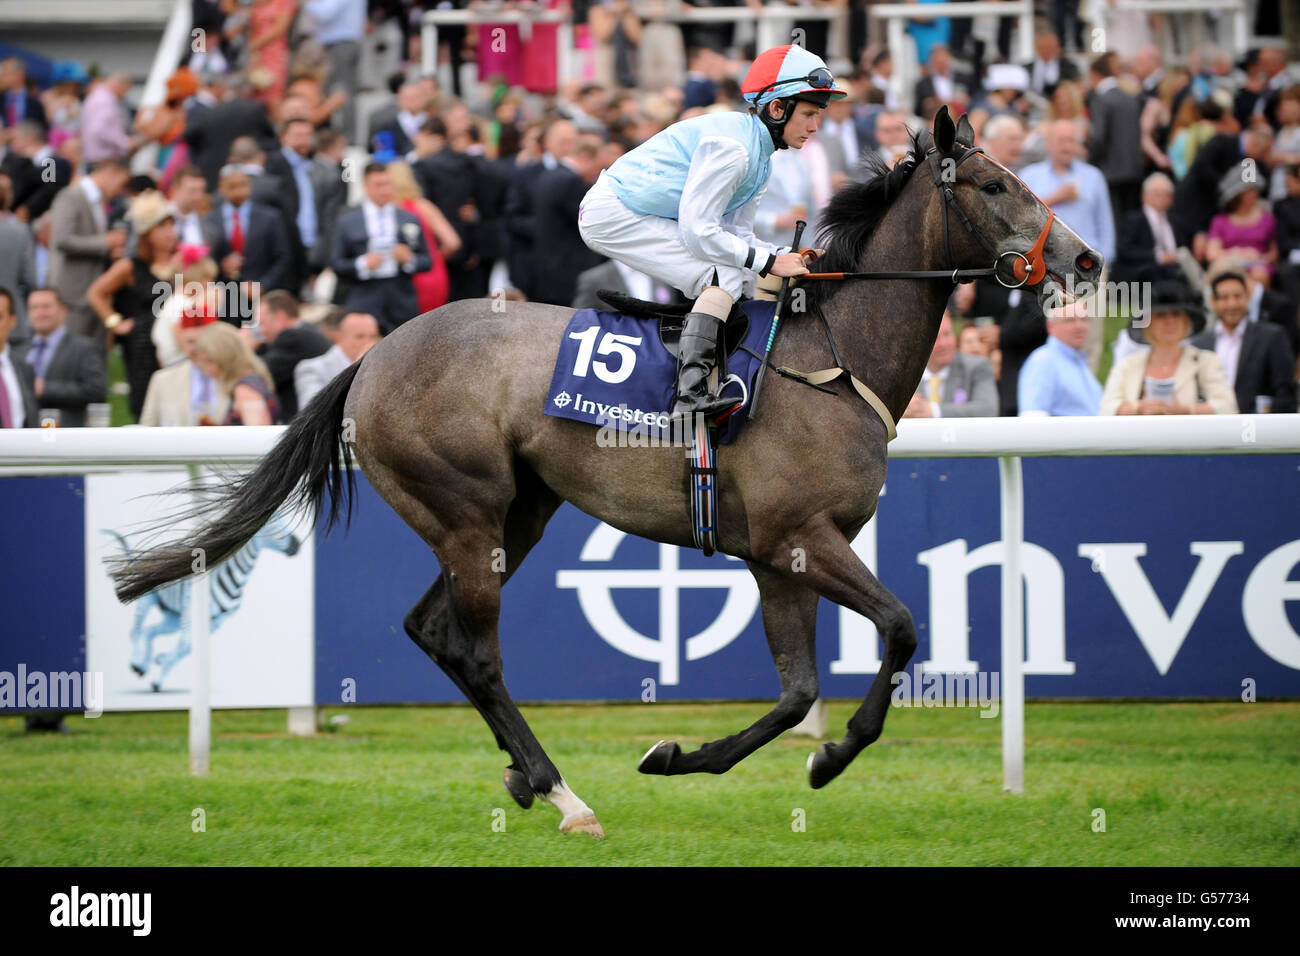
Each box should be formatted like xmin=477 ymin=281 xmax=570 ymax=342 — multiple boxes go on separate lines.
xmin=2 ymin=701 xmax=1297 ymax=866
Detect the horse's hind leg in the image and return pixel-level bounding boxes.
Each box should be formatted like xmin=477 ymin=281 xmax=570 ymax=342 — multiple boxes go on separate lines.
xmin=402 ymin=481 xmax=604 ymax=836
xmin=639 ymin=562 xmax=819 ymax=775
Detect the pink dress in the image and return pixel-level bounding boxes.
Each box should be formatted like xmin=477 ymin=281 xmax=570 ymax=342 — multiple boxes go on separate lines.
xmin=1208 ymin=210 xmax=1277 ymax=278
xmin=250 ymin=0 xmax=295 ymax=110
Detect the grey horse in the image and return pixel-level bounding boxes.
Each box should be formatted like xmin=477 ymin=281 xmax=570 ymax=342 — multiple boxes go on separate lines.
xmin=110 ymin=109 xmax=1101 ymax=838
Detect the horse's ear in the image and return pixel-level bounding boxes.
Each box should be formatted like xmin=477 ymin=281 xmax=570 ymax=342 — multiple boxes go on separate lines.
xmin=955 ymin=112 xmax=975 ymax=148
xmin=933 ymin=105 xmax=955 ymax=153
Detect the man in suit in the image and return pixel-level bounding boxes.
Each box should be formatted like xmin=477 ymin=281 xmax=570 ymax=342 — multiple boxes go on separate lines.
xmin=1243 ymin=263 xmax=1300 ymax=359
xmin=1 ymin=58 xmax=47 ymax=132
xmin=0 ymin=176 xmax=38 ymax=350
xmin=504 ymin=119 xmax=577 ymax=300
xmin=913 ymin=45 xmax=969 ymax=119
xmin=3 ymin=120 xmax=72 ymax=222
xmin=308 ymin=129 xmax=349 ymax=274
xmin=332 ymin=163 xmax=432 ymax=335
xmin=682 ymin=47 xmax=719 ymax=111
xmin=373 ymin=83 xmax=429 ymax=160
xmin=572 ymin=260 xmax=678 ymax=310
xmin=205 ymin=165 xmax=293 ymax=294
xmin=254 ymin=290 xmax=332 ymax=420
xmin=169 ymin=165 xmax=223 ymax=252
xmin=183 ymin=73 xmax=276 ymax=192
xmin=1087 ymin=55 xmax=1146 ymax=223
xmin=820 ymin=94 xmax=867 ymax=178
xmin=0 ymin=285 xmax=39 ymax=429
xmin=413 ymin=116 xmax=484 ymax=302
xmin=902 ymin=313 xmax=1000 ymax=418
xmin=294 ymin=309 xmax=380 ymax=408
xmin=1113 ymin=173 xmax=1179 ymax=285
xmin=1171 ymin=125 xmax=1274 ymax=250
xmin=1192 ymin=268 xmax=1297 ymax=413
xmin=364 ymin=72 xmax=406 ymax=150
xmin=47 ymin=158 xmax=131 ymax=342
xmin=20 ymin=287 xmax=107 ymax=427
xmin=1024 ymin=29 xmax=1079 ymax=98
xmin=530 ymin=141 xmax=606 ymax=306
xmin=263 ymin=119 xmax=320 ymax=289
xmin=1233 ymin=47 xmax=1290 ymax=132
xmin=138 ymin=308 xmax=227 ymax=425
xmin=228 ymin=136 xmax=306 ymax=292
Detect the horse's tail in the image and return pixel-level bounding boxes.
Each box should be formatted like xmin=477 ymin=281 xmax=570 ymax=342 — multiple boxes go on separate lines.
xmin=109 ymin=362 xmax=363 ymax=604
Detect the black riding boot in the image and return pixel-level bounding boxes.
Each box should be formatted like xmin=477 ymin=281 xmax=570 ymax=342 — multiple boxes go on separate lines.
xmin=669 ymin=311 xmax=740 ymax=421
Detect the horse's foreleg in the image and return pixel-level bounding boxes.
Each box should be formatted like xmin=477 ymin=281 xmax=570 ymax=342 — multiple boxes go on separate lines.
xmin=757 ymin=515 xmax=917 ymax=789
xmin=639 ymin=562 xmax=819 ymax=776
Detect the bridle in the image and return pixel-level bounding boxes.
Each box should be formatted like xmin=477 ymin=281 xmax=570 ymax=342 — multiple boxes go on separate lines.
xmin=802 ymin=142 xmax=1057 ymax=289
xmin=761 ymin=140 xmax=1065 ymax=442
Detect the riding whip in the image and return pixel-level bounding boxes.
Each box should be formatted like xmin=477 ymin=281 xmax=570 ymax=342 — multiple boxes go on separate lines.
xmin=749 ymin=219 xmax=805 ymax=420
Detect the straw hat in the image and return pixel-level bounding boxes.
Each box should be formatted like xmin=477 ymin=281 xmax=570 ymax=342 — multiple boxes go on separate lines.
xmin=127 ymin=190 xmax=175 ymax=236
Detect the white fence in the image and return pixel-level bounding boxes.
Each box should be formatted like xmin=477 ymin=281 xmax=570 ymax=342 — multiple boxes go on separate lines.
xmin=2 ymin=415 xmax=1298 ymax=787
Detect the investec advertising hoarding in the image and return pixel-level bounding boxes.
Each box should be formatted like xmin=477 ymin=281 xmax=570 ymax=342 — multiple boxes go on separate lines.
xmin=2 ymin=455 xmax=1298 ymax=710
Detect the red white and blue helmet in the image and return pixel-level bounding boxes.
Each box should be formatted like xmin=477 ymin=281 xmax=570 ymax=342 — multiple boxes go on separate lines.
xmin=742 ymin=45 xmax=847 ymax=109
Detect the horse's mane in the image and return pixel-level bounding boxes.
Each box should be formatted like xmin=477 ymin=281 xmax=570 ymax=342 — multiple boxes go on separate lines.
xmin=803 ymin=129 xmax=931 ymax=312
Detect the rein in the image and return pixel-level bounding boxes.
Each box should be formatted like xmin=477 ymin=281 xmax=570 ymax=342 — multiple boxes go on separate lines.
xmin=770 ymin=142 xmax=1059 ymax=441
xmin=802 ymin=144 xmax=1056 ymax=290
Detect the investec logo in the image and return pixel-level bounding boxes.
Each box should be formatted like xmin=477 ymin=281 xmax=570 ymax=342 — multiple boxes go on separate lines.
xmin=555 ymin=523 xmax=1300 ymax=685
xmin=556 ymin=523 xmax=758 ymax=684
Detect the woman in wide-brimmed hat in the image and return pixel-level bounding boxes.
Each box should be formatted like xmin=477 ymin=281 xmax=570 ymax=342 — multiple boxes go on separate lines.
xmin=1100 ymin=272 xmax=1237 ymax=415
xmin=1206 ymin=166 xmax=1277 ymax=285
xmin=86 ymin=191 xmax=179 ymax=420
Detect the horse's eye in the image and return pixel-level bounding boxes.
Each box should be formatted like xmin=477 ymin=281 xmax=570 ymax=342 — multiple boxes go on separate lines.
xmin=982 ymin=182 xmax=1006 ymax=195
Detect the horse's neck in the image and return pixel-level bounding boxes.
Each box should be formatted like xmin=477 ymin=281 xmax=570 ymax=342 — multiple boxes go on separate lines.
xmin=818 ymin=183 xmax=952 ymax=422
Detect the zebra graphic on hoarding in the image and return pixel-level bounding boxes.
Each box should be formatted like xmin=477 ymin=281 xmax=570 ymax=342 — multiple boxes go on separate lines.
xmin=102 ymin=511 xmax=301 ymax=691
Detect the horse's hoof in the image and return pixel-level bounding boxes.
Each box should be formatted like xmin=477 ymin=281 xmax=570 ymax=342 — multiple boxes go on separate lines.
xmin=638 ymin=740 xmax=680 ymax=775
xmin=130 ymin=664 xmax=144 ymax=677
xmin=808 ymin=742 xmax=841 ymax=790
xmin=151 ymin=682 xmax=161 ymax=693
xmin=559 ymin=812 xmax=605 ymax=839
xmin=502 ymin=767 xmax=534 ymax=809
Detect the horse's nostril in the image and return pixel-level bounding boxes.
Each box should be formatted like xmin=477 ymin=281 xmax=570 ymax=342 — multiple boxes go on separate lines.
xmin=1077 ymin=253 xmax=1095 ymax=273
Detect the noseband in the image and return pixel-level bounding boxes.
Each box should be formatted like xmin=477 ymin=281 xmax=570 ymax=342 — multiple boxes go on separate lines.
xmin=802 ymin=143 xmax=1056 ymax=289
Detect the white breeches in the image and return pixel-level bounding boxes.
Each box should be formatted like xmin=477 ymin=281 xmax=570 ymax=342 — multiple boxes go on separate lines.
xmin=578 ymin=174 xmax=754 ymax=301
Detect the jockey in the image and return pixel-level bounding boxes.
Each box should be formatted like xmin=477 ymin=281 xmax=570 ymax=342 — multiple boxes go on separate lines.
xmin=578 ymin=45 xmax=846 ymax=420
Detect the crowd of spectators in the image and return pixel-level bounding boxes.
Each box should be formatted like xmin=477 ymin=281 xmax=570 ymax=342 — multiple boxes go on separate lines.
xmin=1 ymin=0 xmax=1297 ymax=432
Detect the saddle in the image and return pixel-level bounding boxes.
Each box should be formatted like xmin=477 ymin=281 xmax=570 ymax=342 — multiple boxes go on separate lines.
xmin=595 ymin=290 xmax=752 ymax=361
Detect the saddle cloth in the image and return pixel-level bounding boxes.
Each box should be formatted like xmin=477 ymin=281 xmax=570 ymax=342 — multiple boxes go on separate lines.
xmin=545 ymin=299 xmax=777 ymax=445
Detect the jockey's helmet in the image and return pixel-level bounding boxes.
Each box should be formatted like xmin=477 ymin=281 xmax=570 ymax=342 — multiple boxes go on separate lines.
xmin=743 ymin=45 xmax=847 ymax=148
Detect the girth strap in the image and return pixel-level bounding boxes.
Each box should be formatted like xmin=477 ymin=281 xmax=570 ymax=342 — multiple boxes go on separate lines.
xmin=772 ymin=364 xmax=898 ymax=442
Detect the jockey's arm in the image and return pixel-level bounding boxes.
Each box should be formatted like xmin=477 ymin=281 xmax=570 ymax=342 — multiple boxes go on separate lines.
xmin=679 ymin=136 xmax=786 ymax=277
